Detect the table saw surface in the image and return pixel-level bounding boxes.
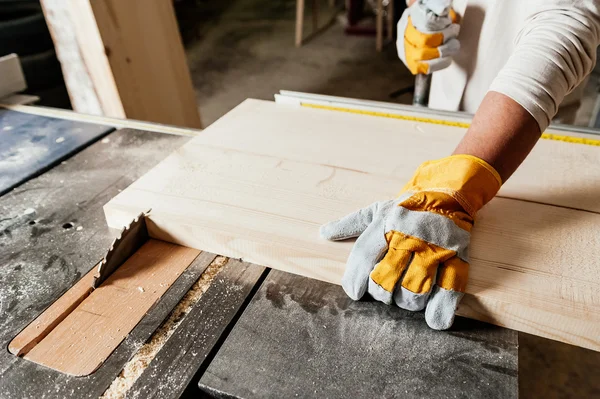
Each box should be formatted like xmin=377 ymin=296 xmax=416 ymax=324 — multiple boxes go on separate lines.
xmin=0 ymin=105 xmax=598 ymax=398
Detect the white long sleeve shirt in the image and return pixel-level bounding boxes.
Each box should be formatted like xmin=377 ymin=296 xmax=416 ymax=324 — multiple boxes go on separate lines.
xmin=428 ymin=0 xmax=600 ymax=132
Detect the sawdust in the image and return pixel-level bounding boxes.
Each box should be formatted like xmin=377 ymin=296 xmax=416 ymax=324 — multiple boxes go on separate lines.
xmin=100 ymin=255 xmax=229 ymax=399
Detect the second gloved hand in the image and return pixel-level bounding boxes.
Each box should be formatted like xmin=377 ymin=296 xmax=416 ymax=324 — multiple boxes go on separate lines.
xmin=397 ymin=0 xmax=461 ymax=74
xmin=320 ymin=155 xmax=501 ymax=330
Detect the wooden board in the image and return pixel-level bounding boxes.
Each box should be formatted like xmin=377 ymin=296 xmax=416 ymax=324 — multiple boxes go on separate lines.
xmin=0 ymin=103 xmax=202 ymax=136
xmin=10 ymin=239 xmax=200 ymax=376
xmin=0 ymin=54 xmax=26 ymax=99
xmin=8 ymin=267 xmax=96 ymax=357
xmin=104 ymin=99 xmax=600 ymax=351
xmin=40 ymin=0 xmax=202 ymax=128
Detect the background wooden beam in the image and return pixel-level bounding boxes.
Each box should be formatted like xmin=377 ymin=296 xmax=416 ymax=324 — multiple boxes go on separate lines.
xmin=41 ymin=0 xmax=202 ymax=128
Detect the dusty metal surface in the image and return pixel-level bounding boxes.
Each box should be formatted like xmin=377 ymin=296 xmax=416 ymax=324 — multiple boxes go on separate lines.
xmin=126 ymin=259 xmax=267 ymax=399
xmin=199 ymin=270 xmax=518 ymax=399
xmin=0 ymin=108 xmax=113 ymax=196
xmin=100 ymin=255 xmax=229 ymax=399
xmin=0 ymin=126 xmax=191 ymax=398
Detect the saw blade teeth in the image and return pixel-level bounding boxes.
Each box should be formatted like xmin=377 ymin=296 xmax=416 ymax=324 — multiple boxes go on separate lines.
xmin=95 ymin=211 xmax=150 ymax=288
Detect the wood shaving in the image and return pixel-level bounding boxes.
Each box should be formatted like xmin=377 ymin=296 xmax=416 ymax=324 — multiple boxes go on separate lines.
xmin=100 ymin=255 xmax=229 ymax=399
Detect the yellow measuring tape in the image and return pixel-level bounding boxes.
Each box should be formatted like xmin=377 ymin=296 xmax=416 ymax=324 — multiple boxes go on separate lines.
xmin=302 ymin=103 xmax=600 ymax=147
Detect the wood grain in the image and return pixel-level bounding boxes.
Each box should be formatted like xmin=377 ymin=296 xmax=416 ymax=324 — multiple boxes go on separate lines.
xmin=295 ymin=0 xmax=305 ymax=47
xmin=9 ymin=267 xmax=96 ymax=357
xmin=40 ymin=0 xmax=105 ymax=115
xmin=21 ymin=240 xmax=199 ymax=376
xmin=104 ymin=99 xmax=600 ymax=351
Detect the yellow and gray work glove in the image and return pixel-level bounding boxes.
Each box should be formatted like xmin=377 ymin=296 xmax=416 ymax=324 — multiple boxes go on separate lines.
xmin=396 ymin=0 xmax=460 ymax=74
xmin=320 ymin=155 xmax=502 ymax=330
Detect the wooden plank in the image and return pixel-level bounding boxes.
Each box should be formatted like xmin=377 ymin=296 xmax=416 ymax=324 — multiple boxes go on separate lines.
xmin=193 ymin=99 xmax=600 ymax=212
xmin=0 ymin=94 xmax=39 ymax=106
xmin=199 ymin=270 xmax=517 ymax=398
xmin=9 ymin=267 xmax=95 ymax=357
xmin=312 ymin=0 xmax=319 ymax=33
xmin=103 ymin=99 xmax=600 ymax=351
xmin=19 ymin=239 xmax=199 ymax=376
xmin=295 ymin=0 xmax=305 ymax=47
xmin=127 ymin=259 xmax=267 ymax=399
xmin=0 ymin=54 xmax=27 ymax=99
xmin=387 ymin=0 xmax=394 ymax=41
xmin=39 ymin=0 xmax=104 ymax=115
xmin=40 ymin=0 xmax=202 ymax=128
xmin=0 ymin=104 xmax=201 ymax=136
xmin=103 ymin=144 xmax=600 ymax=350
xmin=376 ymin=0 xmax=383 ymax=51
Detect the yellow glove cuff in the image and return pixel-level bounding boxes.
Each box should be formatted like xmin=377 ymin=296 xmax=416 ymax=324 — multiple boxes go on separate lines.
xmin=400 ymin=155 xmax=502 ymax=218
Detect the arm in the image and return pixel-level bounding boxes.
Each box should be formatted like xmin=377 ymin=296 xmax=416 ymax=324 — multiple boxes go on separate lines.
xmin=459 ymin=2 xmax=600 ymax=182
xmin=324 ymin=1 xmax=600 ymax=330
xmin=452 ymin=91 xmax=540 ymax=182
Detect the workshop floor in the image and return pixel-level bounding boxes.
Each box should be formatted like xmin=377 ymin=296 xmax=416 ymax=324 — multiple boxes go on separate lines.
xmin=179 ymin=0 xmax=600 ymax=397
xmin=178 ymin=0 xmax=600 ymax=128
xmin=178 ymin=0 xmax=411 ymax=127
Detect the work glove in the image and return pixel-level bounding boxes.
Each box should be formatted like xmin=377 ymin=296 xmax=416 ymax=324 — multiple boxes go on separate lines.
xmin=396 ymin=0 xmax=460 ymax=74
xmin=320 ymin=155 xmax=502 ymax=330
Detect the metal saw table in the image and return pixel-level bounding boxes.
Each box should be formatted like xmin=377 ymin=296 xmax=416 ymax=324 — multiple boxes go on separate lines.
xmin=0 ymin=99 xmax=598 ymax=398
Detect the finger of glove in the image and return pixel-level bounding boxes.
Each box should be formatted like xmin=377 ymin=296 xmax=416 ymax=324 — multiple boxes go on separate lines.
xmin=394 ymin=250 xmax=439 ymax=310
xmin=423 ymin=255 xmax=470 ymax=330
xmin=437 ymin=38 xmax=460 ymax=57
xmin=405 ymin=20 xmax=460 ymax=49
xmin=400 ymin=246 xmax=455 ymax=294
xmin=320 ymin=201 xmax=385 ymax=241
xmin=396 ymin=8 xmax=410 ymax=61
xmin=420 ymin=56 xmax=453 ymax=74
xmin=411 ymin=1 xmax=456 ymax=33
xmin=403 ymin=38 xmax=459 ymax=63
xmin=393 ymin=235 xmax=456 ymax=310
xmin=425 ymin=285 xmax=464 ymax=330
xmin=437 ymin=256 xmax=469 ymax=292
xmin=423 ymin=0 xmax=452 ymax=16
xmin=368 ymin=246 xmax=412 ymax=305
xmin=341 ymin=219 xmax=388 ymax=300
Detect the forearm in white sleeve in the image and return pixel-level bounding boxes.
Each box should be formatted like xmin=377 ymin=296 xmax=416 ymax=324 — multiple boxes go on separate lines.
xmin=489 ymin=1 xmax=600 ymax=132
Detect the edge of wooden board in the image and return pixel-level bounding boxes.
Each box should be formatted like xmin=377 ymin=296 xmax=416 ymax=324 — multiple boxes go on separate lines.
xmin=104 ymin=204 xmax=600 ymax=352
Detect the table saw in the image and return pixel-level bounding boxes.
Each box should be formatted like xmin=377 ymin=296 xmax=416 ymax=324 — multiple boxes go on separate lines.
xmin=0 ymin=93 xmax=599 ymax=398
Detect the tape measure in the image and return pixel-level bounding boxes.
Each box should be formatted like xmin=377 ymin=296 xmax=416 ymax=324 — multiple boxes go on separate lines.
xmin=301 ymin=103 xmax=600 ymax=147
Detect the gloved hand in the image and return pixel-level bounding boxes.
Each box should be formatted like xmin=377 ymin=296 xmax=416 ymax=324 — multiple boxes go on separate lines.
xmin=396 ymin=0 xmax=461 ymax=74
xmin=320 ymin=155 xmax=502 ymax=329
